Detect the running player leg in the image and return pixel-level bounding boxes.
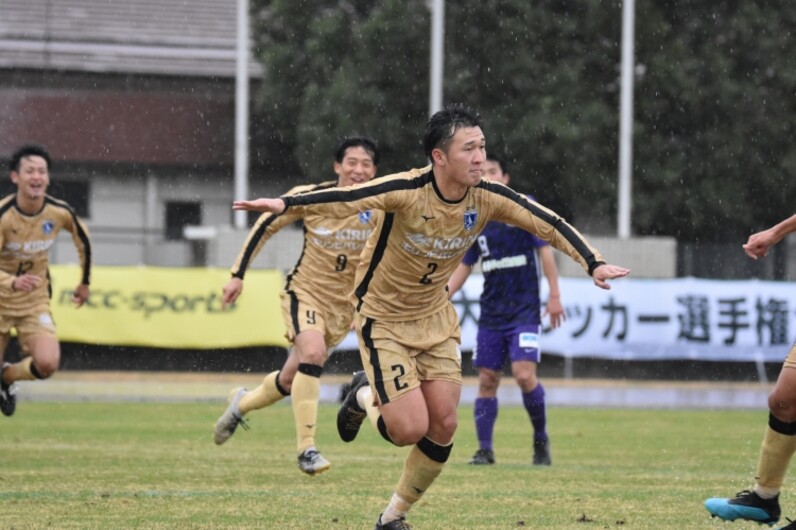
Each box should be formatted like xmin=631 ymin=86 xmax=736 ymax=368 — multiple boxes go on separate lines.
xmin=469 ymin=327 xmax=506 ymax=465
xmin=213 ymin=349 xmax=294 ymax=445
xmin=292 ymin=329 xmax=331 ymax=475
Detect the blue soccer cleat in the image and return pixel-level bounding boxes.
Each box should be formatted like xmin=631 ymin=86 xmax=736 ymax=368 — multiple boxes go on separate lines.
xmin=704 ymin=490 xmax=780 ymax=525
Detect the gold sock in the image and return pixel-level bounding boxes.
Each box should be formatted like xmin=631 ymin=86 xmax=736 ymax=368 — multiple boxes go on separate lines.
xmin=291 ymin=370 xmax=321 ymax=453
xmin=755 ymin=426 xmax=796 ymax=493
xmin=392 ymin=441 xmax=448 ymax=513
xmin=237 ymin=371 xmax=285 ymax=415
xmin=4 ymin=357 xmax=36 ymax=382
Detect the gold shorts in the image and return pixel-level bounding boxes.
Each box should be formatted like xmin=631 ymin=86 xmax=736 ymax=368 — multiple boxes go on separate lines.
xmin=355 ymin=303 xmax=462 ymax=405
xmin=0 ymin=307 xmax=57 ymax=354
xmin=279 ymin=288 xmax=353 ymax=348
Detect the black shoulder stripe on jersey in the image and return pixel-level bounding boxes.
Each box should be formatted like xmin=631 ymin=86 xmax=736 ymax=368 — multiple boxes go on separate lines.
xmin=285 ymin=170 xmax=433 ymax=208
xmin=45 ymin=197 xmax=92 ymax=284
xmin=478 ymin=181 xmax=601 ymax=272
xmin=0 ymin=195 xmax=16 ymax=218
xmin=290 ymin=181 xmax=337 ymax=197
xmin=233 ymin=213 xmax=284 ymax=279
xmin=354 ymin=212 xmax=394 ymax=312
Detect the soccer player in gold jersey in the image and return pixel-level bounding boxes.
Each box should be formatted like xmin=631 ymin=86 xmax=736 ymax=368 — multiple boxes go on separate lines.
xmin=0 ymin=144 xmax=92 ymax=416
xmin=213 ymin=136 xmax=380 ymax=476
xmin=233 ymin=104 xmax=629 ymax=529
xmin=705 ymin=214 xmax=796 ymax=528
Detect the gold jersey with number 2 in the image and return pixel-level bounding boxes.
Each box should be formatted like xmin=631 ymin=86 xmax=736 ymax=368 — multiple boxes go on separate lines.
xmin=283 ymin=167 xmax=605 ymax=322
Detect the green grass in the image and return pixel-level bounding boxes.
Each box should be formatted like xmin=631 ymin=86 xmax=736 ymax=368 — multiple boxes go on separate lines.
xmin=0 ymin=400 xmax=775 ymax=529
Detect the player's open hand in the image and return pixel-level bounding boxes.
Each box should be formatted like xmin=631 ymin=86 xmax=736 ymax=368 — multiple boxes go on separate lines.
xmin=543 ymin=296 xmax=565 ymax=329
xmin=12 ymin=273 xmax=42 ymax=293
xmin=72 ymin=283 xmax=90 ymax=307
xmin=232 ymin=198 xmax=286 ymax=214
xmin=592 ymin=264 xmax=630 ymax=290
xmin=221 ymin=277 xmax=244 ymax=309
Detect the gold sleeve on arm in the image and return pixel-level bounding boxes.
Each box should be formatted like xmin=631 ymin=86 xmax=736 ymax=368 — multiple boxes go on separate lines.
xmin=230 ymin=210 xmax=298 ymax=278
xmin=65 ymin=210 xmax=92 ymax=285
xmin=493 ymin=191 xmax=605 ymax=275
xmin=284 ymin=171 xmax=425 ymax=219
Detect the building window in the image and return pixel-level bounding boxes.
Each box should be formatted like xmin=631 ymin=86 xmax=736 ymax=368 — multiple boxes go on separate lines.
xmin=165 ymin=201 xmax=201 ymax=241
xmin=0 ymin=180 xmax=90 ymax=218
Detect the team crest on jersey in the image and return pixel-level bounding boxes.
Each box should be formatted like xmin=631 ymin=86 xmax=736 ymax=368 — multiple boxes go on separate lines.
xmin=358 ymin=210 xmax=372 ymax=224
xmin=463 ymin=207 xmax=477 ymax=231
xmin=42 ymin=220 xmax=55 ymax=234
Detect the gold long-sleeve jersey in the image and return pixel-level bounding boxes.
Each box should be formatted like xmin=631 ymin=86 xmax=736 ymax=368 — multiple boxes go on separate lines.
xmin=0 ymin=194 xmax=92 ymax=316
xmin=283 ymin=167 xmax=605 ymax=322
xmin=230 ymin=181 xmax=380 ymax=306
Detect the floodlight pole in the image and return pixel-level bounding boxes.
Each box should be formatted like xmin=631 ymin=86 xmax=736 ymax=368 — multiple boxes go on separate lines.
xmin=429 ymin=0 xmax=445 ymax=116
xmin=617 ymin=0 xmax=635 ymax=239
xmin=234 ymin=0 xmax=250 ymax=229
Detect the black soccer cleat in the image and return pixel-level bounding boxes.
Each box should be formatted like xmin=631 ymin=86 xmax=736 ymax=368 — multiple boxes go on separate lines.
xmin=704 ymin=489 xmax=780 ymax=525
xmin=468 ymin=448 xmax=495 ymax=465
xmin=0 ymin=363 xmax=17 ymax=417
xmin=533 ymin=439 xmax=552 ymax=466
xmin=337 ymin=370 xmax=369 ymax=442
xmin=374 ymin=513 xmax=413 ymax=529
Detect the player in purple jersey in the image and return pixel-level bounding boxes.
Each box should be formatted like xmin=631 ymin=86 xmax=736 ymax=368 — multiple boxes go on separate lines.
xmin=448 ymin=153 xmax=563 ymax=466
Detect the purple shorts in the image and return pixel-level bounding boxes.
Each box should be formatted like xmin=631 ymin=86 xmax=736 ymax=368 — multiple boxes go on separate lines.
xmin=473 ymin=324 xmax=541 ymax=371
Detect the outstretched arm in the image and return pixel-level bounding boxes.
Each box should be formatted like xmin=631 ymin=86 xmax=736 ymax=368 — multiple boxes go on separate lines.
xmin=743 ymin=214 xmax=796 ymax=259
xmin=233 ymin=198 xmax=286 ymax=214
xmin=591 ymin=264 xmax=630 ymax=290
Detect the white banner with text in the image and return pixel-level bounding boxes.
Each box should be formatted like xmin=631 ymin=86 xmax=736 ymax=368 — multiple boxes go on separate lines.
xmin=339 ymin=276 xmax=795 ymax=362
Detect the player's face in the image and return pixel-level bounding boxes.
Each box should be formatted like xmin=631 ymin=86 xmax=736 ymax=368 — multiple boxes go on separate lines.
xmin=11 ymin=155 xmax=50 ymax=201
xmin=482 ymin=159 xmax=509 ymax=185
xmin=334 ymin=146 xmax=377 ymax=187
xmin=437 ymin=126 xmax=486 ymax=188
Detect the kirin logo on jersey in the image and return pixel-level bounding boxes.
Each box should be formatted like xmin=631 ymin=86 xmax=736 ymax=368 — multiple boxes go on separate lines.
xmin=463 ymin=207 xmax=477 ymax=231
xmin=358 ymin=210 xmax=372 ymax=224
xmin=42 ymin=220 xmax=55 ymax=234
xmin=406 ymin=233 xmax=433 ymax=247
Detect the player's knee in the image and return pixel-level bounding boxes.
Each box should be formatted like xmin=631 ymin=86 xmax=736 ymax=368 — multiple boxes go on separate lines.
xmin=384 ymin=419 xmax=427 ymax=446
xmin=389 ymin=428 xmax=425 ymax=446
xmin=297 ymin=349 xmax=325 ymax=366
xmin=31 ymin=359 xmax=56 ymax=379
xmin=278 ymin=371 xmax=295 ymax=393
xmin=514 ymin=372 xmax=538 ymax=390
xmin=478 ymin=370 xmax=500 ymax=389
xmin=437 ymin=413 xmax=458 ymax=440
xmin=768 ymin=393 xmax=796 ymax=422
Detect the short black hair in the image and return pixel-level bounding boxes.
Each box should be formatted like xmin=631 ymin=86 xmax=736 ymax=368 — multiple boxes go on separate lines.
xmin=335 ymin=136 xmax=380 ymax=166
xmin=424 ymin=103 xmax=482 ymax=159
xmin=486 ymin=153 xmax=508 ymax=174
xmin=9 ymin=144 xmax=51 ymax=172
